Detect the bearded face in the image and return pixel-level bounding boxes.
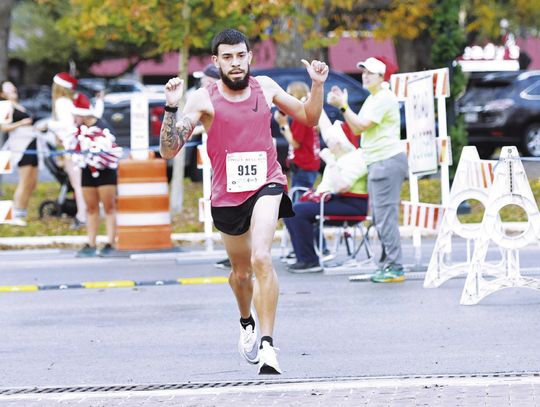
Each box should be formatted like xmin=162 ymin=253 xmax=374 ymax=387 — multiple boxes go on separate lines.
xmin=219 ymin=65 xmax=250 ymax=91
xmin=214 ymin=43 xmax=252 ymax=91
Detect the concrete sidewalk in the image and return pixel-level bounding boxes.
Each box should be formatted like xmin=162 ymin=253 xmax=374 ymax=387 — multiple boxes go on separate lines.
xmin=1 ymin=374 xmax=539 ymax=406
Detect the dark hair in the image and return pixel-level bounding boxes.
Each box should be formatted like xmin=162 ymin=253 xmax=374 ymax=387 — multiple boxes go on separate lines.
xmin=211 ymin=29 xmax=250 ymax=56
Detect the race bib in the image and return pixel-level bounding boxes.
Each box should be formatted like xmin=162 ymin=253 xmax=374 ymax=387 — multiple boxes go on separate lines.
xmin=226 ymin=151 xmax=267 ymax=192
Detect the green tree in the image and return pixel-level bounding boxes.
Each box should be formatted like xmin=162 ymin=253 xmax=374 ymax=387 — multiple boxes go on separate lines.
xmin=0 ymin=0 xmax=15 ymax=81
xmin=39 ymin=0 xmax=258 ymax=212
xmin=430 ymin=0 xmax=467 ymax=175
xmin=375 ymin=0 xmax=435 ymax=72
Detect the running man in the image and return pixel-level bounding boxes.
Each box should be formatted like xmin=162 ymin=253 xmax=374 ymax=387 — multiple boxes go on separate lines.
xmin=159 ymin=29 xmax=328 ymax=374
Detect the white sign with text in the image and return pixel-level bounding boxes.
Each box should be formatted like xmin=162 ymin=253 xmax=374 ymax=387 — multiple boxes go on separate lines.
xmin=130 ymin=94 xmax=149 ymax=160
xmin=405 ymin=75 xmax=438 ymax=175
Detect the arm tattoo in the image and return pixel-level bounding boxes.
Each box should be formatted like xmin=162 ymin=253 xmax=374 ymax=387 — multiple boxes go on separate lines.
xmin=159 ymin=111 xmax=194 ymax=159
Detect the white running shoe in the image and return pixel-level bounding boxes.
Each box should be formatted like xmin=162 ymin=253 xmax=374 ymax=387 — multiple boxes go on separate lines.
xmin=258 ymin=341 xmax=282 ymax=374
xmin=10 ymin=217 xmax=27 ymax=227
xmin=238 ymin=324 xmax=259 ymax=364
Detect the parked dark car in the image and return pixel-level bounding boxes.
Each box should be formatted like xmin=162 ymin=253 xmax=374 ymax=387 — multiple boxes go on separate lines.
xmin=19 ymin=85 xmax=52 ymax=121
xmin=457 ymin=70 xmax=540 ymax=158
xmin=251 ymin=67 xmax=370 ymax=167
xmin=105 ymin=79 xmax=147 ymax=94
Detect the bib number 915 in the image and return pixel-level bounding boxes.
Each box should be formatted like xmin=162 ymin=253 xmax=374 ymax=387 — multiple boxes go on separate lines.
xmin=238 ymin=165 xmax=257 ymax=176
xmin=226 ymin=151 xmax=267 ymax=192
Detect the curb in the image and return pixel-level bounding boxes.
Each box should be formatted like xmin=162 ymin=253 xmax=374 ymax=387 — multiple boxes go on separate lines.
xmin=0 ymin=222 xmax=530 ymax=248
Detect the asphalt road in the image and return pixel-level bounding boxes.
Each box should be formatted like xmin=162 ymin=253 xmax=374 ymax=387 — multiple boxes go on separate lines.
xmin=1 ymin=241 xmax=539 ymax=390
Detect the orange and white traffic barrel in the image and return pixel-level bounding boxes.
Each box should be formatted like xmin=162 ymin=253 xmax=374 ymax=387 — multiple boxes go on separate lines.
xmin=115 ymin=157 xmax=172 ymax=250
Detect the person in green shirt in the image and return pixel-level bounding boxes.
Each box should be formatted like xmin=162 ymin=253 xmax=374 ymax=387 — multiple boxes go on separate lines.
xmin=327 ymin=57 xmax=408 ymax=283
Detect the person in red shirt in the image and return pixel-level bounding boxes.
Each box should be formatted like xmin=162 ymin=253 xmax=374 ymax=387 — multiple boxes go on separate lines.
xmin=159 ymin=29 xmax=328 ymax=374
xmin=274 ymin=81 xmax=320 ymax=201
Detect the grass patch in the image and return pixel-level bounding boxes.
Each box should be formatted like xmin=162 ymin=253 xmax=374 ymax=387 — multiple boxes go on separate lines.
xmin=0 ymin=179 xmax=204 ymax=237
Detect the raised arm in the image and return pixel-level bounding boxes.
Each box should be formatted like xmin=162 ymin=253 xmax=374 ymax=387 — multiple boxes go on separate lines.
xmin=159 ymin=77 xmax=203 ymax=160
xmin=327 ymin=86 xmax=374 ymax=135
xmin=272 ymin=59 xmax=328 ymax=127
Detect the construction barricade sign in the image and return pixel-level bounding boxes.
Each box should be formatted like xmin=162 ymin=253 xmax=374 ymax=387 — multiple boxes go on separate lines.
xmin=404 ymin=75 xmax=438 ymax=176
xmin=0 ymin=200 xmax=13 ymax=223
xmin=0 ymin=151 xmax=12 ymax=174
xmin=390 ymin=67 xmax=451 ymax=268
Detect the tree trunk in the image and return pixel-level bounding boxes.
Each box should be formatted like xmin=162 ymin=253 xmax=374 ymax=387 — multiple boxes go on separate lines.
xmin=169 ymin=4 xmax=190 ymax=214
xmin=0 ymin=0 xmax=13 ymax=81
xmin=394 ymin=30 xmax=434 ymax=72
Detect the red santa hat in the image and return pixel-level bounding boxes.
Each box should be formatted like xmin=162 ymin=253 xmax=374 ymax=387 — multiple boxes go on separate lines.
xmin=53 ymin=72 xmax=77 ymax=90
xmin=72 ymin=93 xmax=94 ymax=116
xmin=356 ymin=56 xmax=399 ymax=82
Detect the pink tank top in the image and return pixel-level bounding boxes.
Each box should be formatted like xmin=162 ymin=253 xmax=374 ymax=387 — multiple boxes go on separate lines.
xmin=207 ymin=77 xmax=287 ymax=207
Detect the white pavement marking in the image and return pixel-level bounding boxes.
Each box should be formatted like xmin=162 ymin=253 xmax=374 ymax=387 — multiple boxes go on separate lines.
xmin=0 ymin=249 xmax=61 ymax=256
xmin=1 ymin=374 xmax=539 ymax=402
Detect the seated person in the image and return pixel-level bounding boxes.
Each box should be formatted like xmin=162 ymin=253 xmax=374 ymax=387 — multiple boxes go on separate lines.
xmin=284 ymin=123 xmax=368 ymax=273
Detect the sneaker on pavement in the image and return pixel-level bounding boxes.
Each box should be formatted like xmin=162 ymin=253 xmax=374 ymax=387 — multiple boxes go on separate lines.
xmin=258 ymin=341 xmax=282 ymax=374
xmin=370 ymin=268 xmax=384 ymax=281
xmin=215 ymin=258 xmax=231 ymax=269
xmin=371 ymin=266 xmax=405 ymax=283
xmin=76 ymin=244 xmax=97 ymax=258
xmin=287 ymin=261 xmax=322 ymax=274
xmin=70 ymin=217 xmax=86 ymax=230
xmin=10 ymin=217 xmax=27 ymax=227
xmin=98 ymin=243 xmax=115 ymax=257
xmin=238 ymin=324 xmax=259 ymax=364
xmin=280 ymin=251 xmax=296 ymax=263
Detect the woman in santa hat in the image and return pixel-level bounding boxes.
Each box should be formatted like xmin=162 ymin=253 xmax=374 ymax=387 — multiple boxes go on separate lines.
xmin=327 ymin=56 xmax=408 ymax=283
xmin=70 ymin=93 xmax=122 ymax=257
xmin=48 ymin=72 xmax=87 ymax=229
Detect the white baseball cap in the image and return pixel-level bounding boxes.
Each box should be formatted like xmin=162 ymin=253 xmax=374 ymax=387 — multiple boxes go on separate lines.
xmin=356 ymin=57 xmax=386 ymax=75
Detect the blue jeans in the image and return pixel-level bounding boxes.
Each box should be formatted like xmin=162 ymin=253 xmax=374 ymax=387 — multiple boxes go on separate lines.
xmin=284 ymin=195 xmax=369 ymax=264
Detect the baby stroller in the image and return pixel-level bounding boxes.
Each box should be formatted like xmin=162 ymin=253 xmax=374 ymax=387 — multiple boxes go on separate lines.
xmin=38 ymin=138 xmax=78 ymax=219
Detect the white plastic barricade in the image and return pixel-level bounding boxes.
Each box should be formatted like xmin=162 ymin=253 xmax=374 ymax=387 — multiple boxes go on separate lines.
xmin=424 ymin=146 xmax=500 ymax=288
xmin=0 ymin=200 xmax=14 ymax=223
xmin=460 ymin=146 xmax=540 ymax=305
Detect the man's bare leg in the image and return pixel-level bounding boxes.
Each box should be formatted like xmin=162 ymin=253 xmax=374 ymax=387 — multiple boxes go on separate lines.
xmin=221 ymin=231 xmax=253 ymax=319
xmin=221 ymin=228 xmax=259 ymax=365
xmin=249 ymin=194 xmax=281 ymax=338
xmin=221 ymin=194 xmax=282 ymax=372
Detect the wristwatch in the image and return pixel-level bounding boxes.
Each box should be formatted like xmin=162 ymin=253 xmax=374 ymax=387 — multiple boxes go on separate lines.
xmin=280 ymin=125 xmax=289 ymax=132
xmin=164 ymin=105 xmax=178 ymax=113
xmin=340 ymin=105 xmax=348 ymax=113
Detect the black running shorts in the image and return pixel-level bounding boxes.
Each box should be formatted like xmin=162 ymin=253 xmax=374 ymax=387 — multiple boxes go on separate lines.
xmin=211 ymin=183 xmax=295 ymax=236
xmin=17 ymin=139 xmax=38 ymax=167
xmin=81 ymin=167 xmax=118 ymax=188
